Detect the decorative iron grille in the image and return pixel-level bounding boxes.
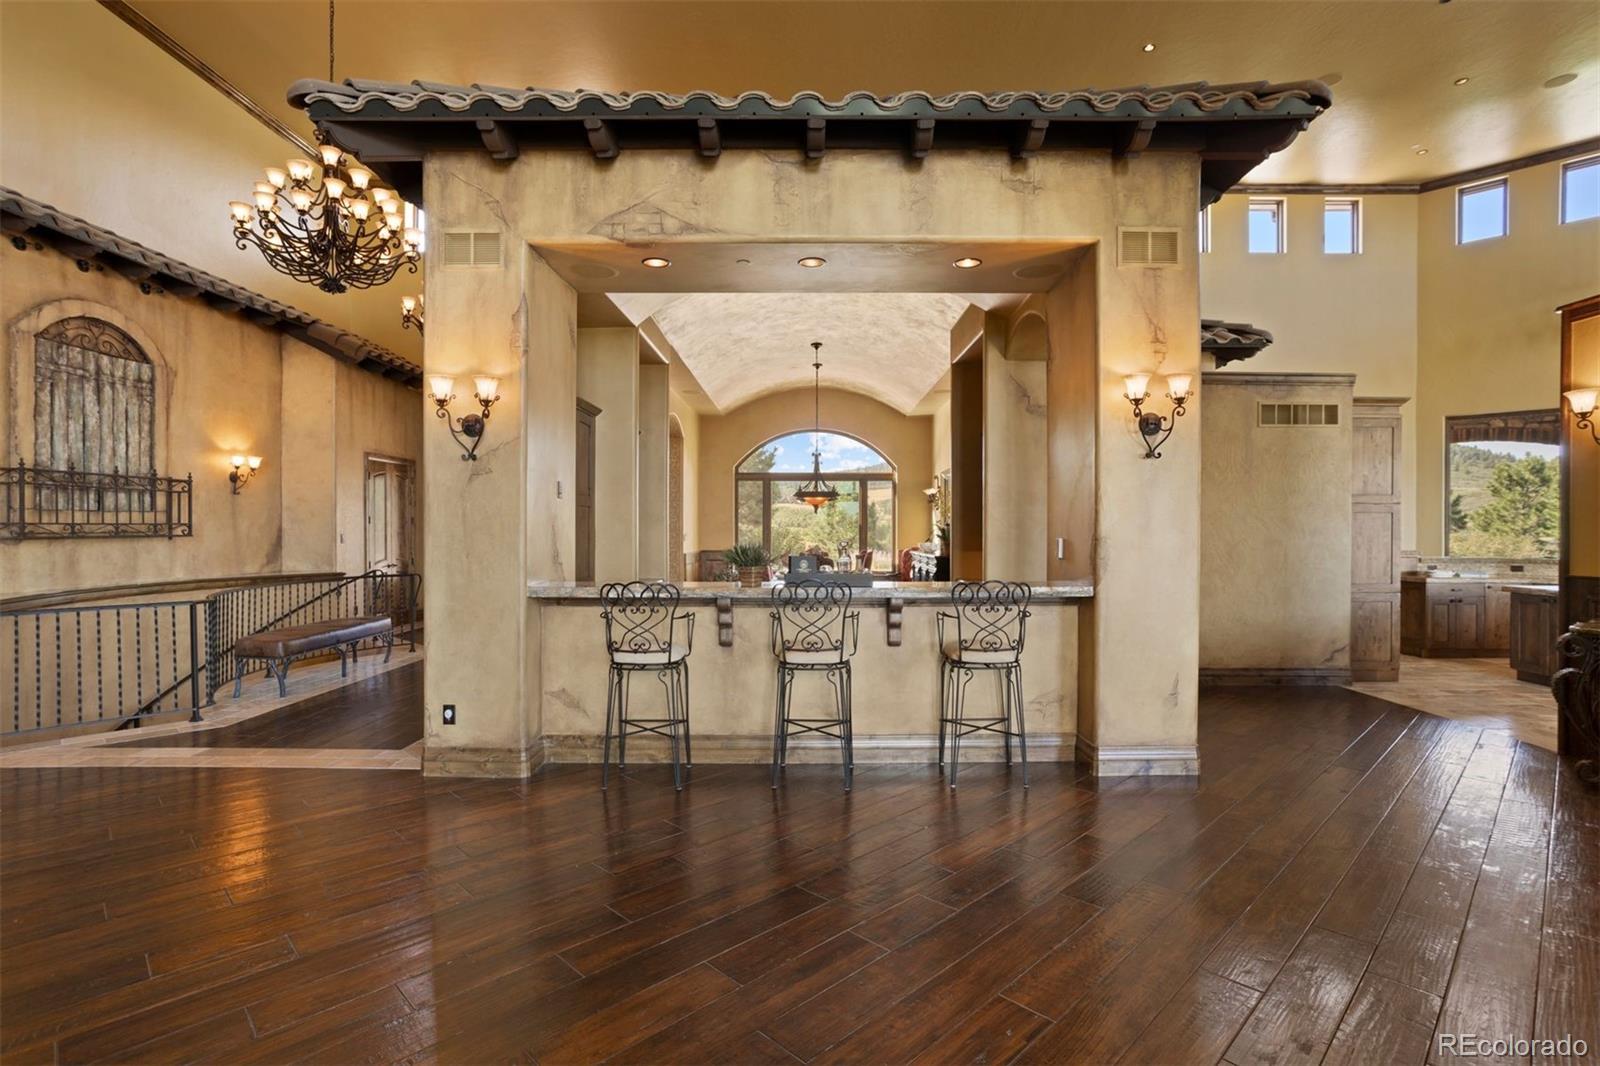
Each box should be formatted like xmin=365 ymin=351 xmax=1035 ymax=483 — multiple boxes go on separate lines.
xmin=1 ymin=461 xmax=193 ymax=539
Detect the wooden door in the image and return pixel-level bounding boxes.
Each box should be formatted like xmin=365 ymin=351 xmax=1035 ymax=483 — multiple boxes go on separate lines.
xmin=1350 ymin=398 xmax=1406 ymax=680
xmin=1483 ymin=583 xmax=1512 ymax=651
xmin=575 ymin=399 xmax=600 ymax=583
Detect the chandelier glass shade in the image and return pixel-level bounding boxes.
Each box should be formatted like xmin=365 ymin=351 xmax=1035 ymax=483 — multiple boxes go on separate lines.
xmin=793 ymin=341 xmax=839 ymax=512
xmin=229 ymin=140 xmax=422 ymax=294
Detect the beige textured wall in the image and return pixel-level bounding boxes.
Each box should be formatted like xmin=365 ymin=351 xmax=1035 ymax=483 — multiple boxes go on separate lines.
xmin=1416 ymin=159 xmax=1600 ymax=555
xmin=984 ymin=312 xmax=1048 ymax=580
xmin=695 ymin=387 xmax=934 ymax=552
xmin=576 ymin=327 xmax=639 ymax=582
xmin=423 ymin=145 xmax=1202 ymax=771
xmin=0 ymin=242 xmax=419 ymax=598
xmin=668 ymin=391 xmax=702 ymax=567
xmin=1570 ymin=313 xmax=1600 ymax=578
xmin=1202 ymin=193 xmax=1419 ymax=548
xmin=637 ymin=363 xmax=670 ymax=578
xmin=1199 ymin=374 xmax=1355 ymax=672
xmin=0 ymin=1 xmax=420 ymax=359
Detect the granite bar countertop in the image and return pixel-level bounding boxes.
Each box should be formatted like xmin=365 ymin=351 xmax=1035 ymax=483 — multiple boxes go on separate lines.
xmin=528 ymin=580 xmax=1094 ymax=605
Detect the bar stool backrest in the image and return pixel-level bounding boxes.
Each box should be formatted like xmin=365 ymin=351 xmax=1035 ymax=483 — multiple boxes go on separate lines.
xmin=600 ymin=581 xmax=680 ymax=658
xmin=949 ymin=580 xmax=1032 ymax=656
xmin=771 ymin=580 xmax=854 ymax=658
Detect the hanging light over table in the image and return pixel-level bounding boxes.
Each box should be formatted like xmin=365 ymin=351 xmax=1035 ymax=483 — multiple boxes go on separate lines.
xmin=227 ymin=1 xmax=422 ymax=294
xmin=794 ymin=341 xmax=839 ymax=511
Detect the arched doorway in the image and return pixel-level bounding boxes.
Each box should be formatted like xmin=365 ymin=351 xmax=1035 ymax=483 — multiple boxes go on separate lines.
xmin=735 ymin=430 xmax=896 ymax=570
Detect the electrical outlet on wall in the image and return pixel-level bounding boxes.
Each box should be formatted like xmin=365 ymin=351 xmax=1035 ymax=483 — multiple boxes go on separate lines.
xmin=442 ymin=704 xmax=456 ymax=725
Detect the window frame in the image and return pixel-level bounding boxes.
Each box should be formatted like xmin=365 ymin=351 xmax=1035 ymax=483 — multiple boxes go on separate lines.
xmin=733 ymin=432 xmax=897 ymax=565
xmin=1456 ymin=177 xmax=1509 ymax=244
xmin=1198 ymin=205 xmax=1212 ymax=254
xmin=1559 ymin=155 xmax=1600 ymax=225
xmin=1322 ymin=197 xmax=1362 ymax=255
xmin=1246 ymin=197 xmax=1286 ymax=254
xmin=1442 ymin=409 xmax=1561 ymax=558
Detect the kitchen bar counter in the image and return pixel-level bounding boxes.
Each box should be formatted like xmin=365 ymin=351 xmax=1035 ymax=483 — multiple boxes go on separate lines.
xmin=528 ymin=579 xmax=1094 ymax=604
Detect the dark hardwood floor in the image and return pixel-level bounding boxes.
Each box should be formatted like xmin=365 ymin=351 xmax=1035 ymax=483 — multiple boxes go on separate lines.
xmin=115 ymin=663 xmax=424 ymax=751
xmin=2 ymin=681 xmax=1596 ymax=1064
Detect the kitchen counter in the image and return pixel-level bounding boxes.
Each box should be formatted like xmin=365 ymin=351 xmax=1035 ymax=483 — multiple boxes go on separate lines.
xmin=1503 ymin=583 xmax=1558 ymax=597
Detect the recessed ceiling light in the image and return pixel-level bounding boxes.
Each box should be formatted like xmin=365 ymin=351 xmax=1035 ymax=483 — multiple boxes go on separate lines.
xmin=1453 ymin=76 xmax=1471 ymax=86
xmin=952 ymin=257 xmax=983 ymax=269
xmin=640 ymin=256 xmax=671 ymax=268
xmin=1544 ymin=73 xmax=1578 ymax=89
xmin=1141 ymin=42 xmax=1156 ymax=52
xmin=797 ymin=256 xmax=827 ymax=268
xmin=1412 ymin=145 xmax=1430 ymax=156
xmin=735 ymin=257 xmax=751 ymax=265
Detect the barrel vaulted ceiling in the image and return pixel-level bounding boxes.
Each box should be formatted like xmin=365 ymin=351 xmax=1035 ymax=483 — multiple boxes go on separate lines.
xmin=633 ymin=293 xmax=971 ymax=414
xmin=128 ymin=0 xmax=1597 ymax=186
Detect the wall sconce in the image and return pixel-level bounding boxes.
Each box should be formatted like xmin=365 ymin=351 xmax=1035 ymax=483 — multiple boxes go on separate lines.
xmin=1124 ymin=372 xmax=1192 ymax=459
xmin=430 ymin=375 xmax=501 ymax=461
xmin=401 ymin=294 xmax=424 ymax=335
xmin=1566 ymin=387 xmax=1599 ymax=445
xmin=228 ymin=454 xmax=262 ymax=493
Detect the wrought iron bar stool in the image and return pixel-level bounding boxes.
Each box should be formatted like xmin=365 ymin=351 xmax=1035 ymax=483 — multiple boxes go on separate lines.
xmin=939 ymin=580 xmax=1032 ymax=788
xmin=770 ymin=581 xmax=860 ymax=791
xmin=599 ymin=581 xmax=695 ymax=791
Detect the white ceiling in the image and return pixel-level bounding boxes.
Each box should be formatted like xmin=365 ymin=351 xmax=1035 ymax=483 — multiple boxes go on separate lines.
xmin=631 ymin=293 xmax=971 ymax=413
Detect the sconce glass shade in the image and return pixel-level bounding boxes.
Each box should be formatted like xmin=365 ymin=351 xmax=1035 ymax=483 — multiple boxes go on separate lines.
xmin=1165 ymin=373 xmax=1194 ymax=401
xmin=229 ymin=454 xmax=246 ymax=468
xmin=246 ymin=455 xmax=263 ymax=470
xmin=1566 ymin=387 xmax=1599 ymax=416
xmin=428 ymin=376 xmax=456 ymax=402
xmin=1123 ymin=373 xmax=1152 ymax=402
xmin=473 ymin=376 xmax=500 ymax=402
xmin=401 ymin=296 xmax=418 ymax=314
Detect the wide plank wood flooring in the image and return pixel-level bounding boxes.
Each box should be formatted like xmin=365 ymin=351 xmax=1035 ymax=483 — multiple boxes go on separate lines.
xmin=2 ymin=684 xmax=1596 ymax=1064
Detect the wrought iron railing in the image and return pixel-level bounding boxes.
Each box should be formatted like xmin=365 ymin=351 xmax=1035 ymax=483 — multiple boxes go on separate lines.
xmin=1 ymin=570 xmax=420 ymax=736
xmin=1 ymin=461 xmax=193 ymax=539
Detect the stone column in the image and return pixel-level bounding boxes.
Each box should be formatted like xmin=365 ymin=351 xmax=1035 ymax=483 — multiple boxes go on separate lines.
xmin=577 ymin=327 xmax=640 ymax=582
xmin=637 ymin=362 xmax=670 ymax=579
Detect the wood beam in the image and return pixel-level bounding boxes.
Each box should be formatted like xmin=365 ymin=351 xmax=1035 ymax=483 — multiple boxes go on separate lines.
xmin=153 ymin=276 xmax=201 ymax=297
xmin=96 ymin=253 xmax=155 ymax=281
xmin=1114 ymin=119 xmax=1157 ymax=159
xmin=1012 ymin=119 xmax=1049 ymax=159
xmin=806 ymin=117 xmax=826 ymax=159
xmin=911 ymin=118 xmax=936 ymax=159
xmin=474 ymin=119 xmax=519 ymax=162
xmin=697 ymin=117 xmax=721 ymax=158
xmin=583 ymin=118 xmax=619 ymax=159
xmin=202 ymin=292 xmax=246 ymax=314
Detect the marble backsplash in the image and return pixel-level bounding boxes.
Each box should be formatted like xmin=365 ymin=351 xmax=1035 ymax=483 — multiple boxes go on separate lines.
xmin=1401 ymin=552 xmax=1559 ymax=581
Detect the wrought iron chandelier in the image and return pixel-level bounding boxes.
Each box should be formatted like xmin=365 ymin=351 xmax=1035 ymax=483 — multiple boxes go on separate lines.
xmin=794 ymin=342 xmax=839 ymax=512
xmin=228 ymin=2 xmax=422 ymax=294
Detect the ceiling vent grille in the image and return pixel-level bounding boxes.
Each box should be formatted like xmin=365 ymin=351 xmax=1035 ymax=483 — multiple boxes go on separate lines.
xmin=441 ymin=231 xmax=502 ymax=267
xmin=1259 ymin=402 xmax=1341 ymax=427
xmin=1118 ymin=226 xmax=1182 ymax=267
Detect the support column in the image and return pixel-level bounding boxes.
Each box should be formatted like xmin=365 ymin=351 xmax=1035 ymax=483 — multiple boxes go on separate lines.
xmin=637 ymin=361 xmax=670 ymax=579
xmin=577 ymin=327 xmax=640 ymax=583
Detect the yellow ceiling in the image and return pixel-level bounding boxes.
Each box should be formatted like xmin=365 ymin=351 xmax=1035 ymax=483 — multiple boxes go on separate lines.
xmin=129 ymin=0 xmax=1598 ymax=186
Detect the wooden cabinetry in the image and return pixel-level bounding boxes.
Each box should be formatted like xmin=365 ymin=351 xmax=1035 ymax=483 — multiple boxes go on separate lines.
xmin=1351 ymin=399 xmax=1405 ymax=680
xmin=1509 ymin=586 xmax=1560 ymax=683
xmin=1401 ymin=578 xmax=1512 ymax=657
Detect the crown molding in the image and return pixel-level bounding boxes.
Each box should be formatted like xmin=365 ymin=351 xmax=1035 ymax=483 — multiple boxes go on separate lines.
xmin=98 ymin=0 xmax=315 ymax=155
xmin=1234 ymin=137 xmax=1600 ymax=197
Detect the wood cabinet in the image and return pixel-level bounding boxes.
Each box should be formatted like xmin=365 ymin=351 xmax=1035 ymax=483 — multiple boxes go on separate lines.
xmin=1509 ymin=587 xmax=1560 ymax=683
xmin=1402 ymin=578 xmax=1508 ymax=657
xmin=1350 ymin=398 xmax=1405 ymax=681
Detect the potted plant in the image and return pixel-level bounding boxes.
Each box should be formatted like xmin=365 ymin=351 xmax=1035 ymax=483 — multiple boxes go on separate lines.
xmin=724 ymin=544 xmax=770 ymax=588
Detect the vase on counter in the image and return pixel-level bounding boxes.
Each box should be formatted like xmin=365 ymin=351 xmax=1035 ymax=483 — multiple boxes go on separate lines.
xmin=737 ymin=566 xmax=767 ymax=589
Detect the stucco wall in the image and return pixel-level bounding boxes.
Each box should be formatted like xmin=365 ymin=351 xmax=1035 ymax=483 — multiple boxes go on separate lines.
xmin=1199 ymin=373 xmax=1355 ymax=674
xmin=1201 ymin=193 xmax=1419 ymax=549
xmin=576 ymin=327 xmax=639 ymax=583
xmin=1 ymin=240 xmax=421 ymax=597
xmin=668 ymin=391 xmax=702 ymax=569
xmin=1415 ymin=158 xmax=1600 ymax=555
xmin=695 ymin=387 xmax=935 ymax=553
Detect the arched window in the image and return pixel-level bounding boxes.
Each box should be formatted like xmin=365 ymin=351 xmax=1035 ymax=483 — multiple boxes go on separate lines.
xmin=735 ymin=431 xmax=896 ymax=569
xmin=33 ymin=316 xmax=155 ymax=475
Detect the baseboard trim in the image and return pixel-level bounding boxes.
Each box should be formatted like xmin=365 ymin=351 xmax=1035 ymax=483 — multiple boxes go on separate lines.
xmin=541 ymin=731 xmax=1075 ymax=765
xmin=422 ymin=744 xmax=540 ymax=778
xmin=1075 ymin=735 xmax=1200 ymax=777
xmin=1199 ymin=667 xmax=1353 ymax=687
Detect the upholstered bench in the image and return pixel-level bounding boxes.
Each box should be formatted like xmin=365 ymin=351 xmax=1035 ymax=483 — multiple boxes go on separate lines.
xmin=232 ymin=616 xmax=394 ymax=698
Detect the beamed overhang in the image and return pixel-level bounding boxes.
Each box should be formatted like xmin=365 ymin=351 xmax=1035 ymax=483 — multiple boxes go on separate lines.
xmin=289 ymin=80 xmax=1332 ymax=206
xmin=1200 ymin=318 xmax=1275 ymax=366
xmin=0 ymin=188 xmax=422 ymax=388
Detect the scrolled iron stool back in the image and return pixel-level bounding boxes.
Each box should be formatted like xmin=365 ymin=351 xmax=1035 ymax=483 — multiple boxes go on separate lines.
xmin=938 ymin=580 xmax=1032 ymax=788
xmin=598 ymin=581 xmax=695 ymax=791
xmin=769 ymin=580 xmax=860 ymax=791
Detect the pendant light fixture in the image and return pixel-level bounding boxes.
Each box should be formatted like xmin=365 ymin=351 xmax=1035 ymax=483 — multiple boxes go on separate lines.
xmin=794 ymin=341 xmax=839 ymax=511
xmin=228 ymin=1 xmax=422 ymax=294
